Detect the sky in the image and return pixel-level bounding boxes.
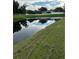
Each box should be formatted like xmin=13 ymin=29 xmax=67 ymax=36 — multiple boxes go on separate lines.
xmin=15 ymin=0 xmax=64 ymax=10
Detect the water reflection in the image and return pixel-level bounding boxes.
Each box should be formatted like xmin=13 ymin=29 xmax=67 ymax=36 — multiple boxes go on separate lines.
xmin=13 ymin=20 xmax=28 ymax=33
xmin=13 ymin=17 xmax=63 ymax=44
xmin=13 ymin=18 xmax=61 ymax=33
xmin=39 ymin=19 xmax=47 ymax=24
xmin=20 ymin=20 xmax=28 ymax=27
xmin=28 ymin=19 xmax=37 ymax=22
xmin=13 ymin=21 xmax=21 ymax=33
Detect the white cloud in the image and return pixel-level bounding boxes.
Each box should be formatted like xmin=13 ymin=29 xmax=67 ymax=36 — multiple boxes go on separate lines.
xmin=55 ymin=2 xmax=64 ymax=8
xmin=15 ymin=0 xmax=64 ymax=10
xmin=26 ymin=5 xmax=42 ymax=10
xmin=45 ymin=4 xmax=54 ymax=10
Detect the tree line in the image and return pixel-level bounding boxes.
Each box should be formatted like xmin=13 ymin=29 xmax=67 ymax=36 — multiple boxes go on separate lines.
xmin=13 ymin=0 xmax=65 ymax=14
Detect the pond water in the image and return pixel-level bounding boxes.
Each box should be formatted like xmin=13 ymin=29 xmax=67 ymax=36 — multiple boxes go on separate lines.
xmin=13 ymin=17 xmax=63 ymax=44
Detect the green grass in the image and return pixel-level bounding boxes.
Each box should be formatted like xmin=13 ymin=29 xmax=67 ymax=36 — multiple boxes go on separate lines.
xmin=14 ymin=18 xmax=65 ymax=59
xmin=13 ymin=14 xmax=65 ymax=22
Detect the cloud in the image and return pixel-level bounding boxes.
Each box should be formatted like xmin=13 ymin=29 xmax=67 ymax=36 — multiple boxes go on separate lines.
xmin=26 ymin=5 xmax=42 ymax=10
xmin=15 ymin=0 xmax=64 ymax=10
xmin=15 ymin=0 xmax=59 ymax=5
xmin=55 ymin=2 xmax=64 ymax=8
xmin=32 ymin=1 xmax=61 ymax=6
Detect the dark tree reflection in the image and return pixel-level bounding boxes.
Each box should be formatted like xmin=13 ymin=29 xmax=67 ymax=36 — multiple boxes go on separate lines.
xmin=39 ymin=19 xmax=47 ymax=24
xmin=13 ymin=21 xmax=21 ymax=33
xmin=13 ymin=19 xmax=28 ymax=33
xmin=28 ymin=19 xmax=37 ymax=22
xmin=20 ymin=20 xmax=28 ymax=27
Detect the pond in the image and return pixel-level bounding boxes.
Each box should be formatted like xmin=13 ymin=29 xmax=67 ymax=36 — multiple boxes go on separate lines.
xmin=13 ymin=17 xmax=63 ymax=44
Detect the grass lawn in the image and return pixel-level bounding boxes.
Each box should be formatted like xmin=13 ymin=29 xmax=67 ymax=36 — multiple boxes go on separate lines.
xmin=13 ymin=14 xmax=64 ymax=22
xmin=14 ymin=18 xmax=65 ymax=59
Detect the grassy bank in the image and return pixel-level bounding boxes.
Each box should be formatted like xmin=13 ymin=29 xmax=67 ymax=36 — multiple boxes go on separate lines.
xmin=14 ymin=18 xmax=65 ymax=59
xmin=13 ymin=14 xmax=64 ymax=22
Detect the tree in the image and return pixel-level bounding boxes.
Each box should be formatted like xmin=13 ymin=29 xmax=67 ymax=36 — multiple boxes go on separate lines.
xmin=13 ymin=0 xmax=26 ymax=14
xmin=18 ymin=5 xmax=26 ymax=14
xmin=13 ymin=0 xmax=19 ymax=14
xmin=53 ymin=7 xmax=65 ymax=12
xmin=38 ymin=7 xmax=47 ymax=12
xmin=26 ymin=10 xmax=35 ymax=14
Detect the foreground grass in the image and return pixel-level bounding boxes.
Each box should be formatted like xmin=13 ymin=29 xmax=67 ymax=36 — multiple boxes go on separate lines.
xmin=13 ymin=14 xmax=64 ymax=22
xmin=14 ymin=18 xmax=65 ymax=59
